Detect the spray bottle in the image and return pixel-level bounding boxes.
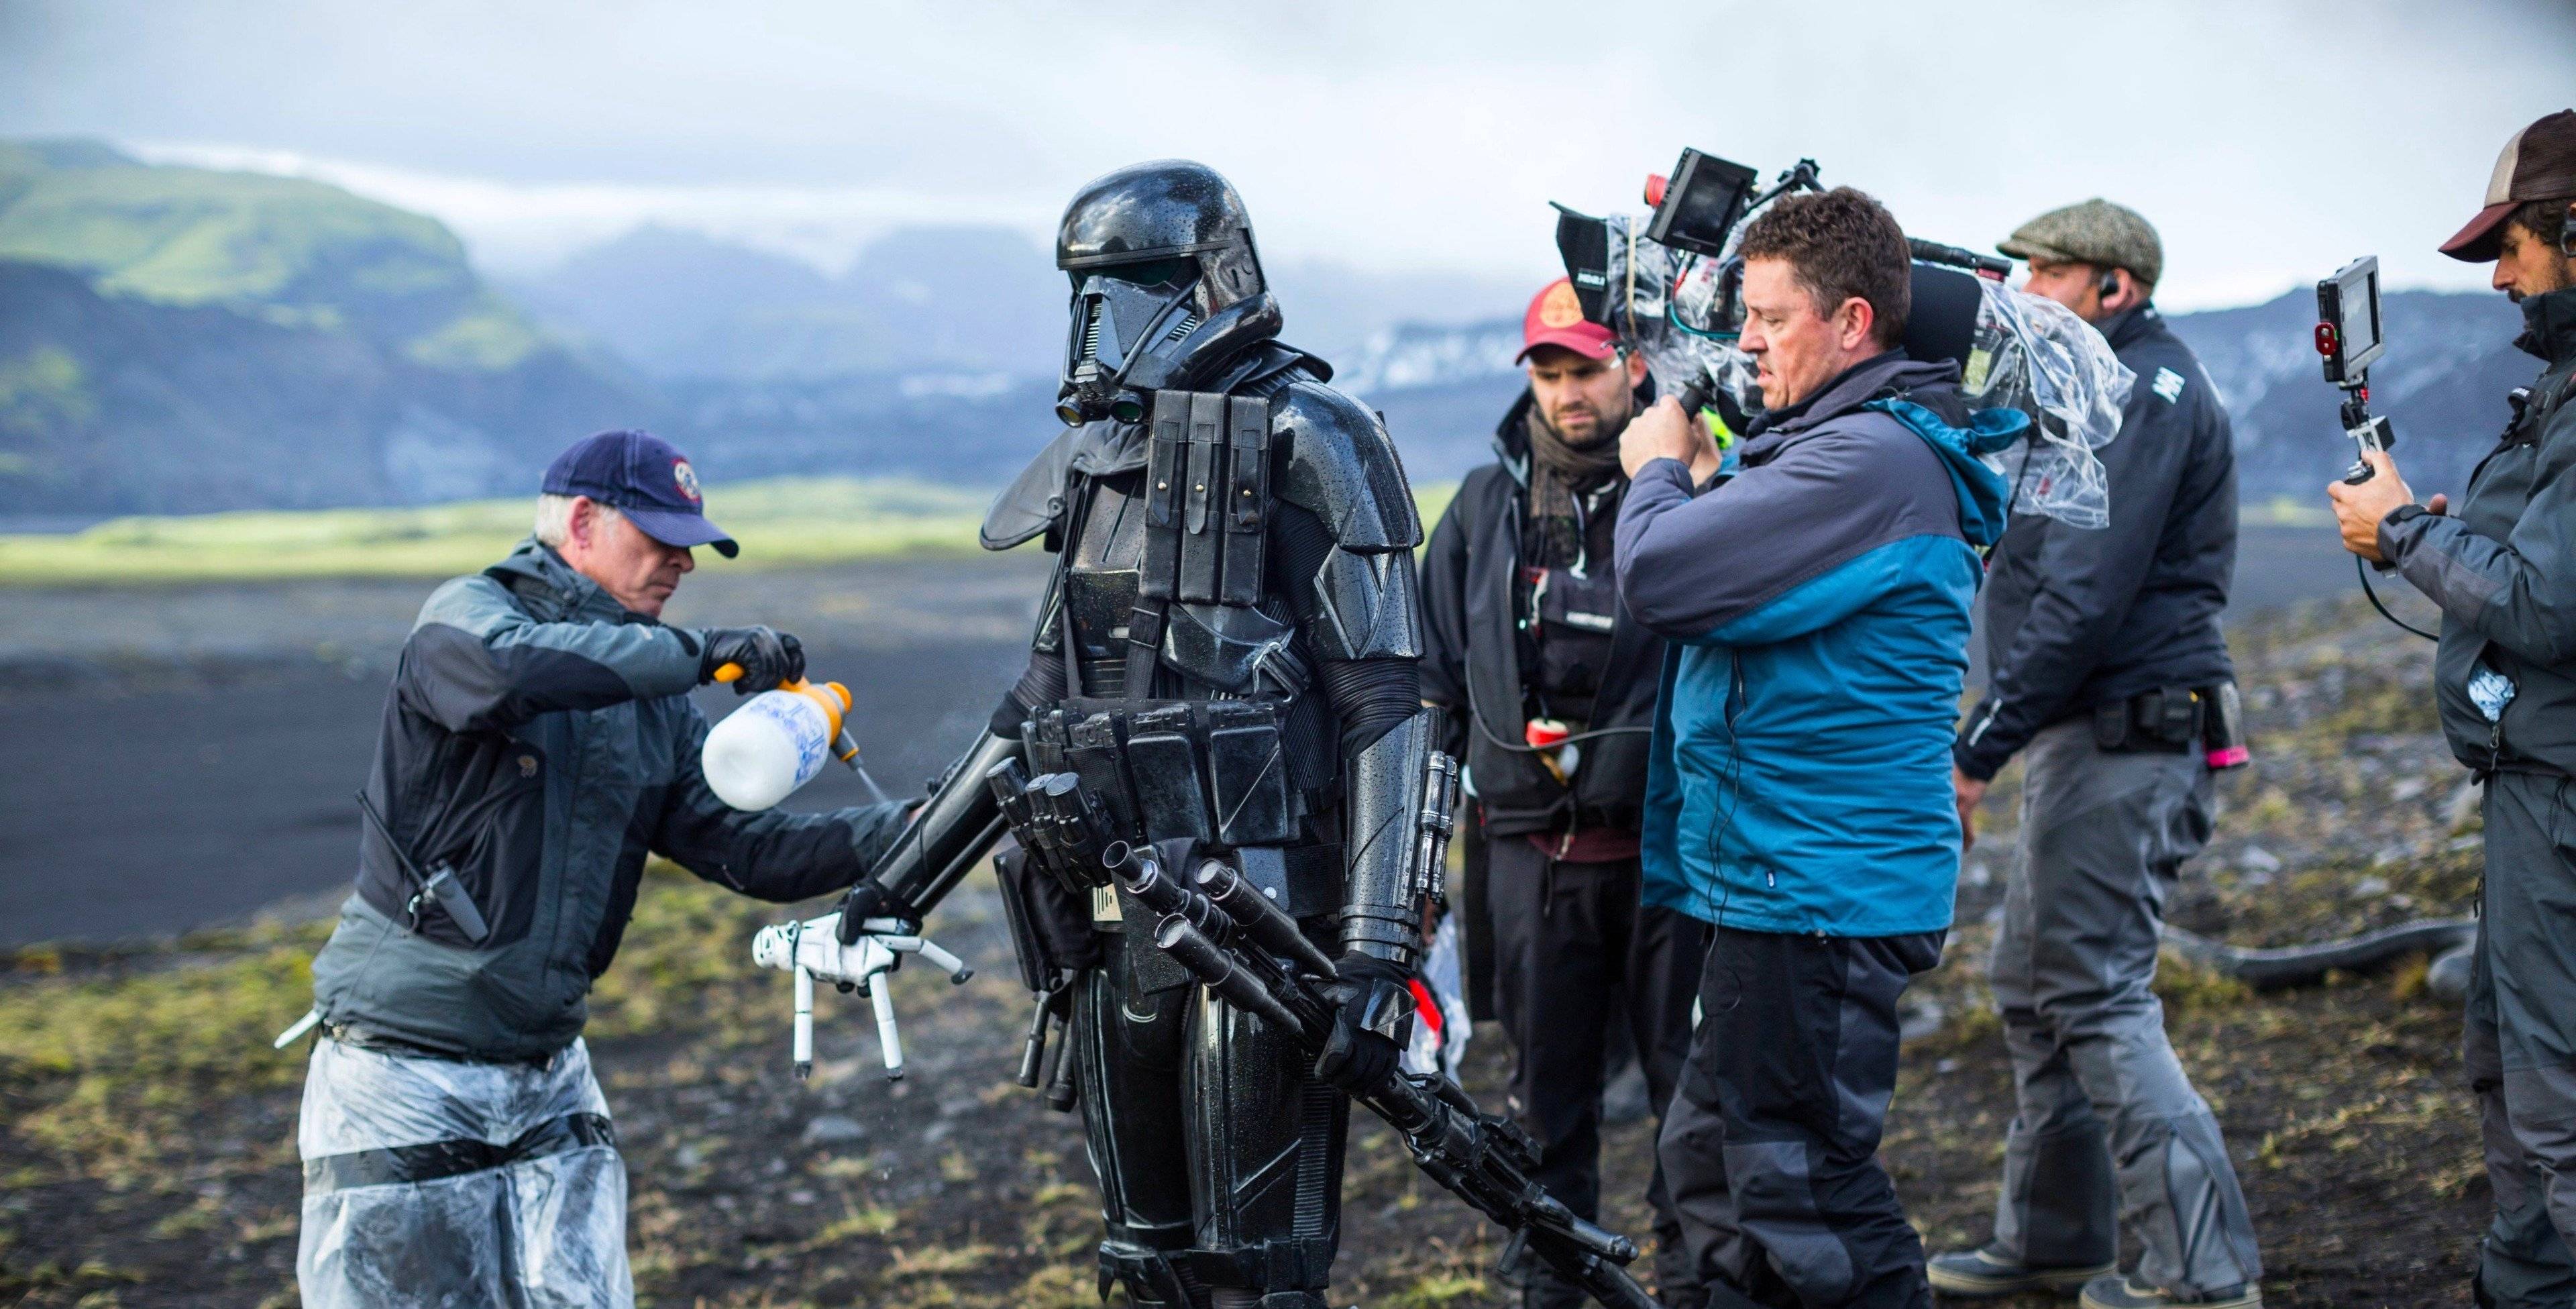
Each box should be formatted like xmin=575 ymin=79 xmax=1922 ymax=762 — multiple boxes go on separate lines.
xmin=703 ymin=663 xmax=890 ymax=810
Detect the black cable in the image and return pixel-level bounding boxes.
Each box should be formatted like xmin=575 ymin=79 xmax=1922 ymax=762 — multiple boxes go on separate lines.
xmin=1465 ymin=703 xmax=1654 ymax=754
xmin=2357 ymin=555 xmax=2440 ymax=642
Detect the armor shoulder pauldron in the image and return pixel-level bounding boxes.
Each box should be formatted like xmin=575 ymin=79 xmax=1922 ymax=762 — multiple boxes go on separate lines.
xmin=1273 ymin=380 xmax=1424 ymax=553
xmin=982 ymin=427 xmax=1083 ymax=552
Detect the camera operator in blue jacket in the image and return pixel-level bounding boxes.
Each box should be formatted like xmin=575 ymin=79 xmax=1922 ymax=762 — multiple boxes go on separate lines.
xmin=1615 ymin=187 xmax=2019 ymax=1309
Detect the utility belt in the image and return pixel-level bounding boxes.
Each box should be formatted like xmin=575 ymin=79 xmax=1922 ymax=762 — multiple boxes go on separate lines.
xmin=1021 ymin=696 xmax=1307 ymax=849
xmin=2091 ymin=682 xmax=2249 ymax=770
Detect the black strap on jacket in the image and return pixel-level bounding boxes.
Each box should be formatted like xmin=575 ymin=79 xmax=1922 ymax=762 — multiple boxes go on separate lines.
xmin=303 ymin=1111 xmax=616 ymax=1196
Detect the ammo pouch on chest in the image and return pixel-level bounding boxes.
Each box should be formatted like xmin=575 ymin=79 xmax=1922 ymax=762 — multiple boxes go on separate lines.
xmin=1023 ymin=696 xmax=1301 ymax=849
xmin=1139 ymin=388 xmax=1271 ymax=612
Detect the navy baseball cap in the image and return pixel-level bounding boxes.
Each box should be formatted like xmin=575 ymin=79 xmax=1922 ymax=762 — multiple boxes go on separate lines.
xmin=541 ymin=429 xmax=739 ymax=558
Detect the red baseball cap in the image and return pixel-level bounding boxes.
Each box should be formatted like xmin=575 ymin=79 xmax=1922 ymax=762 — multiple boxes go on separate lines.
xmin=2441 ymin=109 xmax=2576 ymax=262
xmin=1516 ymin=278 xmax=1619 ymax=364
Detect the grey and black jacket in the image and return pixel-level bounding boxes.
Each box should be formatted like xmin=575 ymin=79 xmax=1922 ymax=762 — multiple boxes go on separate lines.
xmin=2381 ymin=286 xmax=2576 ymax=778
xmin=1421 ymin=389 xmax=1663 ymax=837
xmin=309 ymin=539 xmax=907 ymax=1062
xmin=1957 ymin=305 xmax=2237 ymax=781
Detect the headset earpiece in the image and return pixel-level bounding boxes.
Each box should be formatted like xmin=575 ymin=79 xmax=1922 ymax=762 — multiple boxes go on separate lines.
xmin=2097 ymin=267 xmax=2123 ymax=302
xmin=2561 ymin=201 xmax=2575 ymax=258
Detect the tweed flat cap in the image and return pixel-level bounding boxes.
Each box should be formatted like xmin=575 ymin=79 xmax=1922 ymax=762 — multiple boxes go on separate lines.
xmin=1998 ymin=198 xmax=2163 ymax=286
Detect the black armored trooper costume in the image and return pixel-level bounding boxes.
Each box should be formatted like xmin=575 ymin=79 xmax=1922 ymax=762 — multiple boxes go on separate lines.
xmin=828 ymin=160 xmax=1442 ymax=1309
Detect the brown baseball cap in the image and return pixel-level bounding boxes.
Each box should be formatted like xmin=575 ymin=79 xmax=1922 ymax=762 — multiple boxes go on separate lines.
xmin=2441 ymin=109 xmax=2576 ymax=262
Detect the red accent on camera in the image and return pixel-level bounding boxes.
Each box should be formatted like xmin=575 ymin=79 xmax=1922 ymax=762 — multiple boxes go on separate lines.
xmin=2314 ymin=323 xmax=2337 ymax=356
xmin=1644 ymin=174 xmax=1668 ymax=209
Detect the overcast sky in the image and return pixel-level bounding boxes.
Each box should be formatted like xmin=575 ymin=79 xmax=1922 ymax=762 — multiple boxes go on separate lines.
xmin=5 ymin=0 xmax=2573 ymax=311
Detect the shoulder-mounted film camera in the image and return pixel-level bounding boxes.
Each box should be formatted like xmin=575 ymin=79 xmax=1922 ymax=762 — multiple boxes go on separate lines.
xmin=1552 ymin=148 xmax=2010 ymax=426
xmin=2314 ymin=255 xmax=2395 ymax=484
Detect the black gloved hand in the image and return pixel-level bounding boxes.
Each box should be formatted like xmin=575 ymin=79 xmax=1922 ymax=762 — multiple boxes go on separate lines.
xmin=1313 ymin=953 xmax=1416 ymax=1095
xmin=698 ymin=626 xmax=805 ymax=693
xmin=834 ymin=879 xmax=918 ymax=945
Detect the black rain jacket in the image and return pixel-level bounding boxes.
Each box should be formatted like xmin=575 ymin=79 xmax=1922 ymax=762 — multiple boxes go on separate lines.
xmin=1957 ymin=305 xmax=2237 ymax=780
xmin=1421 ymin=390 xmax=1664 ymax=837
xmin=309 ymin=539 xmax=906 ymax=1061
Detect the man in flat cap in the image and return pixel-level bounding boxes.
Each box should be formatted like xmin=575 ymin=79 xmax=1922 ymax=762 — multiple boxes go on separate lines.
xmin=1930 ymin=199 xmax=2263 ymax=1309
xmin=2328 ymin=108 xmax=2576 ymax=1309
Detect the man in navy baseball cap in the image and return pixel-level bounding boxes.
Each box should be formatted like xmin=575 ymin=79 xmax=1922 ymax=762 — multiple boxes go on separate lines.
xmin=543 ymin=428 xmax=739 ymax=559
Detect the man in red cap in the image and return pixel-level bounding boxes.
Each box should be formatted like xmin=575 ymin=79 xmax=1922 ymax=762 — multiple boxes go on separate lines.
xmin=1421 ymin=278 xmax=1716 ymax=1308
xmin=2328 ymin=108 xmax=2576 ymax=1308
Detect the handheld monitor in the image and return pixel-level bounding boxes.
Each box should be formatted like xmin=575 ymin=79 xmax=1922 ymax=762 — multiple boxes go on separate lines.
xmin=2315 ymin=255 xmax=2385 ymax=386
xmin=1644 ymin=149 xmax=1759 ymax=259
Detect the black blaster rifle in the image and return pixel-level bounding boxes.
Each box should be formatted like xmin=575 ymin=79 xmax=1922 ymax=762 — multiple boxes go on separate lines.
xmin=1085 ymin=813 xmax=1670 ymax=1309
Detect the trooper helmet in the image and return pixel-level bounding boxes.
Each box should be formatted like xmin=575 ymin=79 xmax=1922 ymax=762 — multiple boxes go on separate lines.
xmin=1055 ymin=160 xmax=1280 ymax=425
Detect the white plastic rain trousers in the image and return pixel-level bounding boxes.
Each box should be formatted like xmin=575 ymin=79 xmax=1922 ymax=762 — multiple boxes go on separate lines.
xmin=295 ymin=1035 xmax=631 ymax=1309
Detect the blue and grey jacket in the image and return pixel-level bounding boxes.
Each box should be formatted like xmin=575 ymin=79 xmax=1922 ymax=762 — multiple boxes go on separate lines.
xmin=1616 ymin=352 xmax=2019 ymax=937
xmin=309 ymin=539 xmax=908 ymax=1062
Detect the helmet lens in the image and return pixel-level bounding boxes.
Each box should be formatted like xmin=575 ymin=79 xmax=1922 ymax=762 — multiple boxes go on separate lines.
xmin=1065 ymin=256 xmax=1196 ymax=293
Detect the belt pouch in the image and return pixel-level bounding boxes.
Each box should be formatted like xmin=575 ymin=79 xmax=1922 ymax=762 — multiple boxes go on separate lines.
xmin=1124 ymin=704 xmax=1214 ymax=843
xmin=1065 ymin=711 xmax=1140 ymax=838
xmin=1177 ymin=392 xmax=1226 ymax=604
xmin=993 ymin=848 xmax=1102 ymax=989
xmin=2148 ymin=686 xmax=2197 ymax=745
xmin=1205 ymin=700 xmax=1294 ymax=847
xmin=1220 ymin=395 xmax=1270 ymax=607
xmin=2091 ymin=700 xmax=2130 ymax=751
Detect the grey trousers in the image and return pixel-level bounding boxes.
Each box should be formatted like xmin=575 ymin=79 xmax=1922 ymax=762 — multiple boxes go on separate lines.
xmin=1984 ymin=719 xmax=2261 ymax=1297
xmin=2469 ymin=771 xmax=2576 ymax=1308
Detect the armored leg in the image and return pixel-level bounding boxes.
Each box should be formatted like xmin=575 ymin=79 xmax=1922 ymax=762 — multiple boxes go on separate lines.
xmin=1077 ymin=921 xmax=1348 ymax=1308
xmin=1183 ymin=983 xmax=1348 ymax=1308
xmin=1076 ymin=940 xmax=1198 ymax=1303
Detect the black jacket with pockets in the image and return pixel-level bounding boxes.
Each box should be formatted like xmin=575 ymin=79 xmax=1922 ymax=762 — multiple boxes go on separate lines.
xmin=1957 ymin=305 xmax=2237 ymax=780
xmin=1421 ymin=390 xmax=1664 ymax=837
xmin=309 ymin=539 xmax=907 ymax=1061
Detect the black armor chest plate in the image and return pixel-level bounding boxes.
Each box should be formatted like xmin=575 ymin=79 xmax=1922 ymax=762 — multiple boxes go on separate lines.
xmin=1063 ymin=470 xmax=1148 ymax=698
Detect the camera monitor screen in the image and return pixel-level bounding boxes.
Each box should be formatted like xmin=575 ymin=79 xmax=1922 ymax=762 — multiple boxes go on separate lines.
xmin=2316 ymin=255 xmax=2384 ymax=384
xmin=1644 ymin=150 xmax=1758 ymax=259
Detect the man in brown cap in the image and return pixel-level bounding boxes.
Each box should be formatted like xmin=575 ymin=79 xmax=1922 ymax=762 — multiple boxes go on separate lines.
xmin=2328 ymin=108 xmax=2576 ymax=1309
xmin=1929 ymin=198 xmax=2259 ymax=1309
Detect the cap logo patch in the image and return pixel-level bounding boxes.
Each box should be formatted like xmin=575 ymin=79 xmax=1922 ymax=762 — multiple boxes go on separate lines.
xmin=2151 ymin=367 xmax=2187 ymax=403
xmin=672 ymin=459 xmax=702 ymax=503
xmin=1538 ymin=281 xmax=1586 ymax=329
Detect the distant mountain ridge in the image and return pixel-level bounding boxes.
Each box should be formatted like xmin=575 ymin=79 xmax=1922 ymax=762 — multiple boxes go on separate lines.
xmin=0 ymin=138 xmax=2546 ymax=516
xmin=0 ymin=139 xmax=651 ymax=514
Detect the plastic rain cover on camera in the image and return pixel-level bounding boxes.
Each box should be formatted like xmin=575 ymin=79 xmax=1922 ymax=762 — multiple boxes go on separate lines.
xmin=1957 ymin=282 xmax=2130 ymax=529
xmin=296 ymin=1036 xmax=632 ymax=1309
xmin=1585 ymin=212 xmax=2130 ymax=529
xmin=1402 ymin=914 xmax=1472 ymax=1081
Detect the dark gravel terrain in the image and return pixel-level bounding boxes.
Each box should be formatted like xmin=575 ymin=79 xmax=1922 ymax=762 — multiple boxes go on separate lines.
xmin=0 ymin=526 xmax=2489 ymax=1308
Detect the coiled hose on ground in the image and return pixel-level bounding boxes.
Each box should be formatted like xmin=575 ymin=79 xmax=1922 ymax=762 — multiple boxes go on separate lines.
xmin=2160 ymin=919 xmax=2477 ymax=998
